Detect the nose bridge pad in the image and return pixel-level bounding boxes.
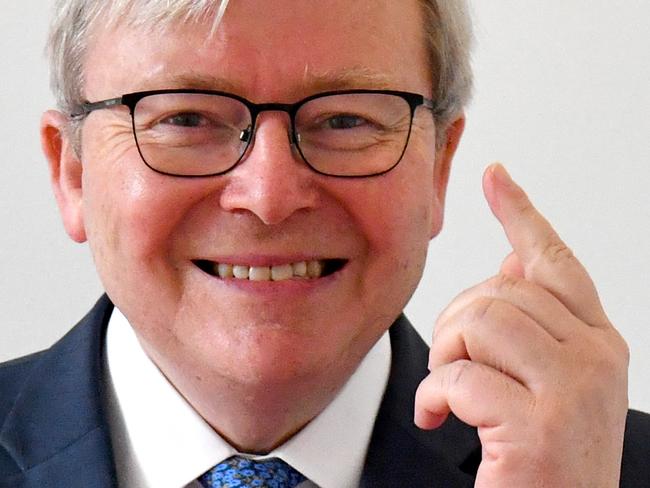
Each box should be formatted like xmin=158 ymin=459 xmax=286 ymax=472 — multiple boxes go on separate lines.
xmin=288 ymin=131 xmax=307 ymax=166
xmin=288 ymin=129 xmax=297 ymax=146
xmin=239 ymin=115 xmax=303 ymax=167
xmin=240 ymin=126 xmax=252 ymax=143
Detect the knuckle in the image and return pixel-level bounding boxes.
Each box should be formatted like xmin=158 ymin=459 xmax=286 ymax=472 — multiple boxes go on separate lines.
xmin=512 ymin=193 xmax=535 ymax=216
xmin=446 ymin=359 xmax=473 ymax=390
xmin=592 ymin=332 xmax=632 ymax=377
xmin=472 ymin=296 xmax=501 ymax=323
xmin=434 ymin=302 xmax=458 ymax=337
xmin=539 ymin=241 xmax=574 ymax=266
xmin=431 ymin=321 xmax=450 ymax=350
xmin=489 ymin=273 xmax=521 ymax=295
xmin=610 ymin=329 xmax=631 ymax=368
xmin=433 ymin=314 xmax=446 ymax=340
xmin=597 ymin=331 xmax=629 ymax=372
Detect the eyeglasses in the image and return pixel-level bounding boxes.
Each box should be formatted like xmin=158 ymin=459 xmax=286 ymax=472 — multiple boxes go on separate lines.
xmin=72 ymin=89 xmax=435 ymax=178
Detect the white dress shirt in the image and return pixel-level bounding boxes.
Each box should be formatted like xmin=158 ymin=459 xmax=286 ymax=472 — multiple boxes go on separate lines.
xmin=104 ymin=307 xmax=391 ymax=488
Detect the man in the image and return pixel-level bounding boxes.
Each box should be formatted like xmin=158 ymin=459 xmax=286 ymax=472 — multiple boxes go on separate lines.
xmin=1 ymin=0 xmax=648 ymax=487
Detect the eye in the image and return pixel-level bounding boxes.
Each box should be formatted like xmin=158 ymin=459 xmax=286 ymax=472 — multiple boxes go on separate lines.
xmin=160 ymin=112 xmax=207 ymax=128
xmin=325 ymin=114 xmax=368 ymax=130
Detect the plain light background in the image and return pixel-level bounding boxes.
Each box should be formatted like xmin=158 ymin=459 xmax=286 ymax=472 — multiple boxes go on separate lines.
xmin=1 ymin=2 xmax=648 ymax=412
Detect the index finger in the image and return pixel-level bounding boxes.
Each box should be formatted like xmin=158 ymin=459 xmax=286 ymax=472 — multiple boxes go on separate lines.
xmin=483 ymin=163 xmax=608 ymax=327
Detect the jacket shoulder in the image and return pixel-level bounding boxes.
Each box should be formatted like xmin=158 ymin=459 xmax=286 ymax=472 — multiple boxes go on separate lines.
xmin=0 ymin=295 xmax=115 ymax=479
xmin=0 ymin=295 xmax=113 ymax=430
xmin=0 ymin=350 xmax=47 ymax=423
xmin=0 ymin=349 xmax=48 ymax=474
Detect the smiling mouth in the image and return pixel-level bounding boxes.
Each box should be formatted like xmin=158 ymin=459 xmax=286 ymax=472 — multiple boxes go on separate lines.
xmin=193 ymin=259 xmax=348 ymax=282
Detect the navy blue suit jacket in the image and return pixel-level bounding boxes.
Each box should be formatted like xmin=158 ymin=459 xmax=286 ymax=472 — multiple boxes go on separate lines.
xmin=1 ymin=295 xmax=649 ymax=487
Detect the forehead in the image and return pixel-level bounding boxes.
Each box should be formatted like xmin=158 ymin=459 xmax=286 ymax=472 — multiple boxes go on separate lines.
xmin=84 ymin=0 xmax=431 ymax=101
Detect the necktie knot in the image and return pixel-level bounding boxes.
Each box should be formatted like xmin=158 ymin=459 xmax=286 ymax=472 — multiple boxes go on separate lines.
xmin=199 ymin=456 xmax=306 ymax=488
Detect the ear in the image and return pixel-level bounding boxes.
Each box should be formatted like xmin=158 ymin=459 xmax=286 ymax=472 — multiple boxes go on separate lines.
xmin=41 ymin=110 xmax=87 ymax=243
xmin=429 ymin=115 xmax=465 ymax=238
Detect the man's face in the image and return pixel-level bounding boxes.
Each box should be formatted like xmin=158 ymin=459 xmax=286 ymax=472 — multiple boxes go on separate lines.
xmin=50 ymin=0 xmax=461 ymax=393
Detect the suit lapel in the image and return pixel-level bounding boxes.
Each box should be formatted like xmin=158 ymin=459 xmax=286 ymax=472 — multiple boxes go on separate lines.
xmin=361 ymin=315 xmax=480 ymax=487
xmin=0 ymin=296 xmax=117 ymax=488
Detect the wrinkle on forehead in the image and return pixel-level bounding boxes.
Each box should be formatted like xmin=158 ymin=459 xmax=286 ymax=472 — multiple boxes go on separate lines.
xmin=85 ymin=0 xmax=432 ymax=102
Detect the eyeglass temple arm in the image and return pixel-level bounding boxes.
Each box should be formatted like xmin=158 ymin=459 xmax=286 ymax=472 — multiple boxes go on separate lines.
xmin=70 ymin=96 xmax=125 ymax=119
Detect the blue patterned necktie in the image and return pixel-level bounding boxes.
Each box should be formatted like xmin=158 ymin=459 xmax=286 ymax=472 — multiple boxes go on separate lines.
xmin=199 ymin=456 xmax=306 ymax=488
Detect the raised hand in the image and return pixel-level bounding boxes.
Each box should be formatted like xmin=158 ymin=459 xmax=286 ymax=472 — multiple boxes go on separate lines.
xmin=414 ymin=164 xmax=629 ymax=487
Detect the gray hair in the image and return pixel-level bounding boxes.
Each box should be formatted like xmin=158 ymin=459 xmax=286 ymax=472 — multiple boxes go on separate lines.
xmin=48 ymin=0 xmax=472 ymax=135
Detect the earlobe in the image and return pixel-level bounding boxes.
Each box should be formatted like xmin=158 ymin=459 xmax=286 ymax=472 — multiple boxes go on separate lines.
xmin=429 ymin=115 xmax=466 ymax=238
xmin=41 ymin=110 xmax=87 ymax=243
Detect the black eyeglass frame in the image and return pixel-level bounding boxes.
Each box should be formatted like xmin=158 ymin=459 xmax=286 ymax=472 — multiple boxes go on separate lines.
xmin=71 ymin=88 xmax=437 ymax=178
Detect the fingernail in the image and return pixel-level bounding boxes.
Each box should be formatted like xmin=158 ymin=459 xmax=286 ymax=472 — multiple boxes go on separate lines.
xmin=414 ymin=409 xmax=447 ymax=430
xmin=492 ymin=163 xmax=514 ymax=188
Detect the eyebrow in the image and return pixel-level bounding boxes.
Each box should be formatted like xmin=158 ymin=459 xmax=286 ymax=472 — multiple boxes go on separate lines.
xmin=152 ymin=73 xmax=241 ymax=92
xmin=301 ymin=66 xmax=395 ymax=92
xmin=146 ymin=67 xmax=396 ymax=99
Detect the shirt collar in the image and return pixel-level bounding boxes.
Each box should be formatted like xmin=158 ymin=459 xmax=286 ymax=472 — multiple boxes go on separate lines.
xmin=105 ymin=307 xmax=391 ymax=488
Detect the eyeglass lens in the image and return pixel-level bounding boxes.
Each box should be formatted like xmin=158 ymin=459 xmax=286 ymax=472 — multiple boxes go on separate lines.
xmin=132 ymin=92 xmax=414 ymax=177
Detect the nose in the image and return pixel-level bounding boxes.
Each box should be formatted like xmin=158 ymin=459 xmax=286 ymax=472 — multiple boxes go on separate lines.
xmin=219 ymin=113 xmax=320 ymax=225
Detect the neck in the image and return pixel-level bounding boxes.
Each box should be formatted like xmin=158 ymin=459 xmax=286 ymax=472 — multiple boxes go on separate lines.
xmin=152 ymin=352 xmax=361 ymax=453
xmin=200 ymin=383 xmax=339 ymax=453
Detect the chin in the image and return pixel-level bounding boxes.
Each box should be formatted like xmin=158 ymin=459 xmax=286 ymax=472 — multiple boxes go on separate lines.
xmin=190 ymin=315 xmax=358 ymax=382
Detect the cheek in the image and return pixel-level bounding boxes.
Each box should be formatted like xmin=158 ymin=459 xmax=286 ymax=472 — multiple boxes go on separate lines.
xmin=370 ymin=162 xmax=436 ymax=255
xmin=346 ymin=169 xmax=435 ymax=310
xmin=376 ymin=200 xmax=432 ymax=280
xmin=80 ymin=147 xmax=205 ymax=301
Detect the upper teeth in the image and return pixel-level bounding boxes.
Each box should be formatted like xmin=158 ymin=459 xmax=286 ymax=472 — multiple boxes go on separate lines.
xmin=214 ymin=260 xmax=324 ymax=281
